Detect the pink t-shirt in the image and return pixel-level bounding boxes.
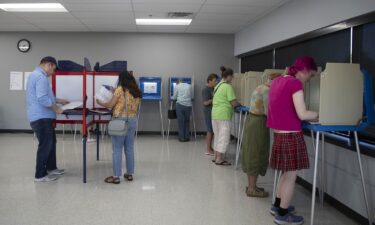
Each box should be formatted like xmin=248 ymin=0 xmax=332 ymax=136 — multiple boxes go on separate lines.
xmin=267 ymin=76 xmax=304 ymax=131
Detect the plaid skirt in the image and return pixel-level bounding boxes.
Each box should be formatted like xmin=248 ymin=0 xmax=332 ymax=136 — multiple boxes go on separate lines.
xmin=270 ymin=132 xmax=309 ymax=171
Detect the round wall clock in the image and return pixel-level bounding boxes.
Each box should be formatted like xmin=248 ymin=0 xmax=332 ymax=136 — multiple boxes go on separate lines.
xmin=17 ymin=39 xmax=31 ymax=53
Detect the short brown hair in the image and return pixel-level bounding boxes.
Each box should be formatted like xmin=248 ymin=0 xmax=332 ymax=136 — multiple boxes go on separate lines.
xmin=207 ymin=73 xmax=218 ymax=83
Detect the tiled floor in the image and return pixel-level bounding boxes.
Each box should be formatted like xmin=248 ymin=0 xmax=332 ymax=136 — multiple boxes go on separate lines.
xmin=0 ymin=133 xmax=357 ymax=225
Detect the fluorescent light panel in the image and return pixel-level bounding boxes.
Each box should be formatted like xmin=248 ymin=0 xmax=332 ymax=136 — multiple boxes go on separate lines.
xmin=0 ymin=3 xmax=68 ymax=12
xmin=136 ymin=18 xmax=192 ymax=26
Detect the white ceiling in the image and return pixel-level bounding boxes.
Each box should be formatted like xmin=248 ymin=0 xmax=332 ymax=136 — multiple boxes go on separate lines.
xmin=0 ymin=0 xmax=290 ymax=33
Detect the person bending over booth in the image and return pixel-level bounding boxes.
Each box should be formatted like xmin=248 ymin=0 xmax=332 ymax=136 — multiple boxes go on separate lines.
xmin=202 ymin=73 xmax=219 ymax=155
xmin=172 ymin=79 xmax=192 ymax=142
xmin=267 ymin=56 xmax=318 ymax=225
xmin=211 ymin=67 xmax=241 ymax=166
xmin=241 ymin=72 xmax=281 ymax=198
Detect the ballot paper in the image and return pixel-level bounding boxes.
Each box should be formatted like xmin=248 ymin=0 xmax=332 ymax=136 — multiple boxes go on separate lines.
xmin=61 ymin=101 xmax=83 ymax=111
xmin=95 ymin=85 xmax=114 ymax=102
xmin=10 ymin=71 xmax=23 ymax=90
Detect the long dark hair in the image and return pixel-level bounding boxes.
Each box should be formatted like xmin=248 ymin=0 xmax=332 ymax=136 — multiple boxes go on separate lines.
xmin=117 ymin=71 xmax=142 ymax=98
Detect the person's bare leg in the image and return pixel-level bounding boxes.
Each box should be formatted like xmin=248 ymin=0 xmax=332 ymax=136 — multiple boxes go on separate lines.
xmin=206 ymin=132 xmax=214 ymax=154
xmin=279 ymin=171 xmax=297 ymax=209
xmin=247 ymin=175 xmax=257 ymax=192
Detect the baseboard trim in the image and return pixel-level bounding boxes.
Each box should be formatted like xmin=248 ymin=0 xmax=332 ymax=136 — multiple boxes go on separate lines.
xmin=296 ymin=177 xmax=374 ymax=225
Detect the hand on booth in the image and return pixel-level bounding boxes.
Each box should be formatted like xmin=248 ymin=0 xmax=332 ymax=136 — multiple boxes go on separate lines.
xmin=57 ymin=99 xmax=70 ymax=105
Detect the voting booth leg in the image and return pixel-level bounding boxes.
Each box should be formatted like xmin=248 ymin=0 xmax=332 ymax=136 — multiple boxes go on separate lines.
xmin=83 ymin=136 xmax=87 ymax=183
xmin=354 ymin=131 xmax=372 ymax=225
xmin=159 ymin=101 xmax=165 ymax=138
xmin=320 ymin=133 xmax=326 ymax=205
xmin=96 ymin=123 xmax=100 ymax=161
xmin=235 ymin=112 xmax=247 ymax=169
xmin=235 ymin=113 xmax=242 ymax=168
xmin=310 ymin=131 xmax=320 ymax=225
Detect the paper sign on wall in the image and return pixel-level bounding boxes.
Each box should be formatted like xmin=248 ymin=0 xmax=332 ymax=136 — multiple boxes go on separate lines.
xmin=10 ymin=71 xmax=23 ymax=91
xmin=24 ymin=72 xmax=32 ymax=90
xmin=144 ymin=82 xmax=157 ymax=94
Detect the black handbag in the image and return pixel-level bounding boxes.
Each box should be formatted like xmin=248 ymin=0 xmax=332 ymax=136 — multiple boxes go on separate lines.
xmin=168 ymin=109 xmax=177 ymax=119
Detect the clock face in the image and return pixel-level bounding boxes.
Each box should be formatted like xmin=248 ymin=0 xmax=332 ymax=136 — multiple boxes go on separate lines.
xmin=17 ymin=39 xmax=31 ymax=53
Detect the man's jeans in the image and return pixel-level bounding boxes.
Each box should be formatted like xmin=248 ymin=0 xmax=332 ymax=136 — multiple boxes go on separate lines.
xmin=111 ymin=117 xmax=137 ymax=177
xmin=176 ymin=103 xmax=192 ymax=141
xmin=30 ymin=119 xmax=57 ymax=178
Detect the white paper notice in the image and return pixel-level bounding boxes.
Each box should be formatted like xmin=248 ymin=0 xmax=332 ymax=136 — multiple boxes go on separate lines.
xmin=10 ymin=71 xmax=23 ymax=90
xmin=144 ymin=82 xmax=157 ymax=94
xmin=24 ymin=72 xmax=32 ymax=90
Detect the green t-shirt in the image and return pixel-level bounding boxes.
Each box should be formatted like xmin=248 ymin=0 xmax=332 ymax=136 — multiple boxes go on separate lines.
xmin=212 ymin=81 xmax=236 ymax=120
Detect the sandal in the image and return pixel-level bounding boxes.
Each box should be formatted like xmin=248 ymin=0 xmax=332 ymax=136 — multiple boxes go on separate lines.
xmin=215 ymin=160 xmax=231 ymax=166
xmin=246 ymin=186 xmax=265 ymax=192
xmin=123 ymin=174 xmax=133 ymax=181
xmin=104 ymin=176 xmax=120 ymax=184
xmin=246 ymin=187 xmax=269 ymax=198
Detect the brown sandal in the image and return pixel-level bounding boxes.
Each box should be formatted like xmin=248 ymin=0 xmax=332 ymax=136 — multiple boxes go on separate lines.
xmin=104 ymin=176 xmax=120 ymax=184
xmin=123 ymin=174 xmax=133 ymax=181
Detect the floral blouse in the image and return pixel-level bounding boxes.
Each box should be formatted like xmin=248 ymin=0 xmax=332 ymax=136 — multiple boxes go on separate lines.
xmin=250 ymin=84 xmax=270 ymax=116
xmin=112 ymin=87 xmax=140 ymax=118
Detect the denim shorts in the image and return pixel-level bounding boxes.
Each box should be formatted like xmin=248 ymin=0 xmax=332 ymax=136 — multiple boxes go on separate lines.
xmin=204 ymin=116 xmax=213 ymax=133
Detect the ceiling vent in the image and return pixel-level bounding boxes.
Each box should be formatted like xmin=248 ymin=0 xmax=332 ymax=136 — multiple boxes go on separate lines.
xmin=167 ymin=12 xmax=194 ymax=19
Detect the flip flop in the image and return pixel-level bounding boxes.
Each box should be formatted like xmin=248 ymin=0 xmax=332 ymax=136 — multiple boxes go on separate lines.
xmin=204 ymin=152 xmax=214 ymax=156
xmin=215 ymin=160 xmax=231 ymax=166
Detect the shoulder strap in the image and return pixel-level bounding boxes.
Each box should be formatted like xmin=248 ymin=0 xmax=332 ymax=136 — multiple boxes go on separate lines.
xmin=213 ymin=82 xmax=225 ymax=95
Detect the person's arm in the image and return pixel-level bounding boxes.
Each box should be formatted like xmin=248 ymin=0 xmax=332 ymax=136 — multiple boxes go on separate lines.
xmin=227 ymin=85 xmax=241 ymax=107
xmin=172 ymin=85 xmax=178 ymax=101
xmin=292 ymin=90 xmax=318 ymax=121
xmin=36 ymin=77 xmax=54 ymax=107
xmin=202 ymin=88 xmax=212 ymax=106
xmin=203 ymin=99 xmax=213 ymax=106
xmin=96 ymin=94 xmax=120 ymax=108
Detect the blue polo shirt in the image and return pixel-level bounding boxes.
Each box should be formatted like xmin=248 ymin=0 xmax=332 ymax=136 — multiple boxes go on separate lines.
xmin=172 ymin=82 xmax=192 ymax=107
xmin=26 ymin=67 xmax=56 ymax=122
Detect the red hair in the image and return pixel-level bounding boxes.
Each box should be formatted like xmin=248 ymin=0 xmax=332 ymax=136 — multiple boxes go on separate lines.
xmin=288 ymin=56 xmax=317 ymax=76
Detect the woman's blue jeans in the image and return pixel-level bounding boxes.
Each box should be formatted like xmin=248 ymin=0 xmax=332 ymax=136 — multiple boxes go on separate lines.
xmin=111 ymin=117 xmax=137 ymax=177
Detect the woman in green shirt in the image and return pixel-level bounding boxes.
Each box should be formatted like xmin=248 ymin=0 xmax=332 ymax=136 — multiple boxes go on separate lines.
xmin=212 ymin=67 xmax=241 ymax=166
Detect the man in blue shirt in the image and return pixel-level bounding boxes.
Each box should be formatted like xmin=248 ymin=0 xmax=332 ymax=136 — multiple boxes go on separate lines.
xmin=27 ymin=56 xmax=69 ymax=182
xmin=172 ymin=79 xmax=192 ymax=142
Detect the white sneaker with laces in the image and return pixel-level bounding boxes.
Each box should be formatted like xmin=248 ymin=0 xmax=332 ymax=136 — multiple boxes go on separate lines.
xmin=34 ymin=175 xmax=57 ymax=182
xmin=47 ymin=169 xmax=65 ymax=176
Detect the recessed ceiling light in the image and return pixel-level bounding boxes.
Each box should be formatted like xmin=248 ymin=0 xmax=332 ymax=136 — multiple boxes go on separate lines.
xmin=136 ymin=18 xmax=192 ymax=26
xmin=0 ymin=3 xmax=68 ymax=12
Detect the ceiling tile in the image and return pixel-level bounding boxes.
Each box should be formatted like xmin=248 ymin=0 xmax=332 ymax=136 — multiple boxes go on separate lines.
xmin=71 ymin=12 xmax=134 ymax=19
xmin=12 ymin=12 xmax=74 ymax=19
xmin=0 ymin=24 xmax=41 ymax=31
xmin=59 ymin=0 xmax=131 ymax=3
xmin=62 ymin=3 xmax=133 ymax=12
xmin=133 ymin=3 xmax=202 ymax=13
xmin=204 ymin=0 xmax=285 ymax=6
xmin=200 ymin=4 xmax=268 ymax=15
xmin=80 ymin=18 xmax=135 ymax=25
xmin=194 ymin=12 xmax=256 ymax=23
xmin=132 ymin=0 xmax=204 ymax=3
xmin=87 ymin=24 xmax=137 ymax=32
xmin=0 ymin=0 xmax=58 ymax=2
xmin=134 ymin=12 xmax=168 ymax=18
xmin=37 ymin=24 xmax=89 ymax=31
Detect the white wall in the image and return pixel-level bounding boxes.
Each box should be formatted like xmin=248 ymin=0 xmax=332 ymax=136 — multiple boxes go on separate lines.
xmin=0 ymin=32 xmax=238 ymax=131
xmin=235 ymin=0 xmax=375 ymax=56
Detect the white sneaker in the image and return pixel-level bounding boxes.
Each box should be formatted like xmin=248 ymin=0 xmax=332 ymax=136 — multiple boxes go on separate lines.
xmin=47 ymin=169 xmax=65 ymax=175
xmin=87 ymin=138 xmax=96 ymax=143
xmin=34 ymin=175 xmax=57 ymax=182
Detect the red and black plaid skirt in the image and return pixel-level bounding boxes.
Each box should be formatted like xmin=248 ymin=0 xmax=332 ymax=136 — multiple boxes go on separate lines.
xmin=270 ymin=132 xmax=309 ymax=171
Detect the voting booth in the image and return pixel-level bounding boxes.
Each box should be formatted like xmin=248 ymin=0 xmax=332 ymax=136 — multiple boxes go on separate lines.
xmin=138 ymin=77 xmax=164 ymax=136
xmin=167 ymin=76 xmax=196 ymax=139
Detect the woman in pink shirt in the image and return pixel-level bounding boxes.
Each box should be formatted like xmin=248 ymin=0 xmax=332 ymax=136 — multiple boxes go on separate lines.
xmin=267 ymin=56 xmax=318 ymax=225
